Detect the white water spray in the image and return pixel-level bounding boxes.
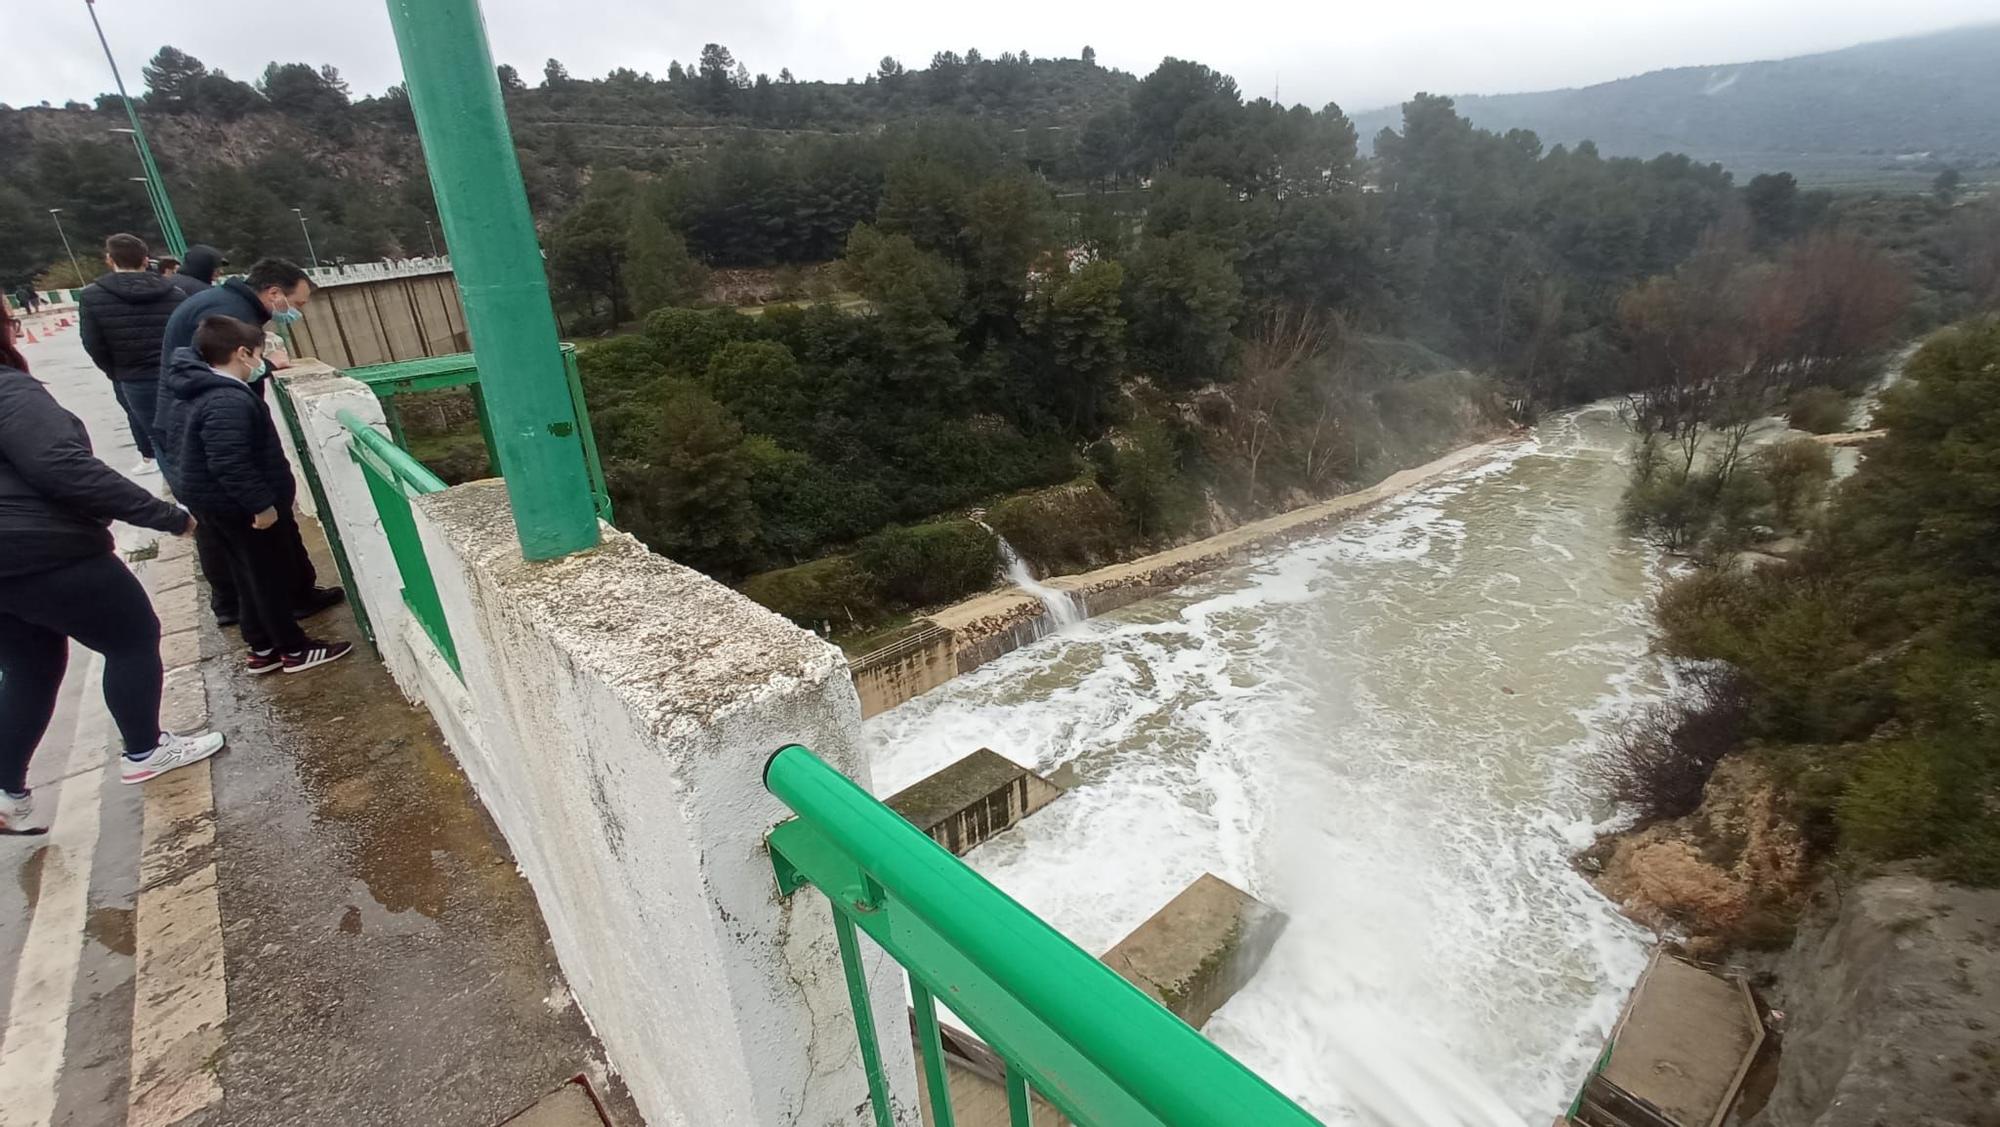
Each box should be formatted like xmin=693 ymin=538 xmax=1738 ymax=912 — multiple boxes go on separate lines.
xmin=880 ymin=414 xmax=1663 ymax=1124
xmin=987 ymin=526 xmax=1085 ymax=630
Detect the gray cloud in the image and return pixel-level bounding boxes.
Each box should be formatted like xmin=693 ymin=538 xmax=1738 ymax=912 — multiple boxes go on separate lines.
xmin=6 ymin=0 xmax=1992 ymax=116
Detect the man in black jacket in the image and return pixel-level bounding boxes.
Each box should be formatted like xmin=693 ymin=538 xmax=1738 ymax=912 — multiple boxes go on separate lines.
xmin=79 ymin=233 xmax=183 ymax=475
xmin=155 ymin=257 xmax=341 ymax=626
xmin=158 ymin=317 xmax=351 ymax=675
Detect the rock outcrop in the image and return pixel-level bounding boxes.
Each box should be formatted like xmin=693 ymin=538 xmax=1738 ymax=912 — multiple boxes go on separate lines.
xmin=1742 ymin=875 xmax=2000 ymax=1127
xmin=1583 ymin=758 xmax=1812 ymax=957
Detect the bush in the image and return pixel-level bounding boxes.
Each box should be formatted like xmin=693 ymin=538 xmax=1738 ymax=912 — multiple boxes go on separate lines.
xmin=1620 ymin=466 xmax=1720 ymax=552
xmin=1753 ymin=438 xmax=1834 ymax=530
xmin=987 ymin=482 xmax=1136 ymax=575
xmin=856 ymin=520 xmax=999 ymax=608
xmin=1106 ymin=416 xmax=1199 ymax=541
xmin=1836 ymin=742 xmax=1941 ymax=860
xmin=740 ymin=556 xmax=882 ymax=632
xmin=1592 ymin=667 xmax=1750 ymax=822
xmin=1787 ymin=387 xmax=1852 ymax=435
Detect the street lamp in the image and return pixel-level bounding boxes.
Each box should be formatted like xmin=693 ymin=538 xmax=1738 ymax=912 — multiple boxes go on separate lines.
xmin=291 ymin=208 xmax=321 ymax=269
xmin=84 ymin=0 xmax=185 ymax=256
xmin=424 ymin=218 xmax=439 ymax=258
xmin=48 ymin=208 xmax=82 ymax=285
xmin=112 ymin=127 xmax=173 ymax=244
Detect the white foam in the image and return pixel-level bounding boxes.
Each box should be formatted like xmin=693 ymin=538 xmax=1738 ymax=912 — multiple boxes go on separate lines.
xmin=866 ymin=424 xmax=1662 ymax=1122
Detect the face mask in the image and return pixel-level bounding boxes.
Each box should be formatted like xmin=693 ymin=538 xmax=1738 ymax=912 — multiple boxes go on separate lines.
xmin=272 ymin=305 xmax=303 ymax=326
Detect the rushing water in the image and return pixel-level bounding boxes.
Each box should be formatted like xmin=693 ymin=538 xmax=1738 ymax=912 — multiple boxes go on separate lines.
xmin=868 ymin=405 xmax=1666 ymax=1124
xmin=990 ymin=528 xmax=1088 ymax=629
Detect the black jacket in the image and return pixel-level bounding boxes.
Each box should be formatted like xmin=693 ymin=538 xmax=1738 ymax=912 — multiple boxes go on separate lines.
xmin=169 ymin=244 xmax=224 ymax=296
xmin=157 ymin=348 xmax=294 ymax=518
xmin=157 ymin=278 xmax=268 ymax=383
xmin=0 ymin=365 xmax=190 ymax=579
xmin=79 ymin=270 xmax=185 ymax=383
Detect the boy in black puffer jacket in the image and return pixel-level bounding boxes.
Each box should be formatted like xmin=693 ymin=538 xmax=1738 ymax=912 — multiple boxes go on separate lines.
xmin=158 ymin=317 xmax=351 ymax=675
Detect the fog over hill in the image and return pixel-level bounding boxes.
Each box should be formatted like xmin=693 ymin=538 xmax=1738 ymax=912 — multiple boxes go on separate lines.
xmin=1352 ymin=23 xmax=2000 ymax=189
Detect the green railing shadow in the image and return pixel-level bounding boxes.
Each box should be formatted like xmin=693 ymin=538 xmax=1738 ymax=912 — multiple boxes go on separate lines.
xmin=765 ymin=744 xmax=1324 ymax=1127
xmin=338 ymin=408 xmax=459 ymax=677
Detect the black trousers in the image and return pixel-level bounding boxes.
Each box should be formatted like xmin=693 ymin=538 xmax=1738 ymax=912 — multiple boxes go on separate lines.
xmin=196 ymin=509 xmax=310 ymax=655
xmin=0 ymin=553 xmax=164 ymax=792
xmin=196 ymin=509 xmax=319 ymax=617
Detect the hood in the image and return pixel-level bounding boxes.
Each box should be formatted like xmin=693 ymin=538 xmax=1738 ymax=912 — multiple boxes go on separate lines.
xmin=182 ymin=245 xmax=225 ymax=284
xmin=91 ymin=270 xmax=180 ymax=303
xmin=162 ymin=346 xmax=255 ymax=402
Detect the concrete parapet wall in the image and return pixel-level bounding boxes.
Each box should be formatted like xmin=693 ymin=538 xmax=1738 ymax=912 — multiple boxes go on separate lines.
xmin=284 ymin=362 xmax=918 ymax=1125
xmin=410 ymin=481 xmax=917 ymax=1127
xmin=278 ymin=365 xmax=421 ymax=691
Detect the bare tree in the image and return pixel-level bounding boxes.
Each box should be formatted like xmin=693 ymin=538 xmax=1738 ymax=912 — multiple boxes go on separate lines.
xmin=1234 ymin=307 xmax=1336 ymax=505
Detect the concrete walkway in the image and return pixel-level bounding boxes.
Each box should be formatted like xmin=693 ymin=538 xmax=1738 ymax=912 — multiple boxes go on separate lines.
xmin=1 ymin=315 xmax=633 ymax=1126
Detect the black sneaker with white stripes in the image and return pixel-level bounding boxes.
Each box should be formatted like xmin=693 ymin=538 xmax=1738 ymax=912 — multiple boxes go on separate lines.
xmin=282 ymin=638 xmax=355 ymax=674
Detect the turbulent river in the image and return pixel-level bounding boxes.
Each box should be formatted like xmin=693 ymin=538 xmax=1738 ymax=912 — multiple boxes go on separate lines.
xmin=865 ymin=405 xmax=1671 ymax=1124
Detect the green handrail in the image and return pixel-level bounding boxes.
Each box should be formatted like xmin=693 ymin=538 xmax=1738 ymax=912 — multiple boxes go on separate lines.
xmin=764 ymin=745 xmax=1323 ymax=1127
xmin=342 ymin=409 xmax=449 ymax=493
xmin=339 ymin=409 xmax=458 ymax=674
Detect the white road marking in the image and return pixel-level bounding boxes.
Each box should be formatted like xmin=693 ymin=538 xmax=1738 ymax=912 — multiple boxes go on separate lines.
xmin=0 ymin=656 xmax=109 ymax=1127
xmin=127 ymin=760 xmax=227 ymax=1126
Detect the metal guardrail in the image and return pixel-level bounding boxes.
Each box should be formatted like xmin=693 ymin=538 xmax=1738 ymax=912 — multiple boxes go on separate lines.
xmin=763 ymin=744 xmax=1324 ymax=1127
xmin=338 ymin=408 xmax=459 ymax=676
xmin=347 ymin=346 xmax=612 ymax=524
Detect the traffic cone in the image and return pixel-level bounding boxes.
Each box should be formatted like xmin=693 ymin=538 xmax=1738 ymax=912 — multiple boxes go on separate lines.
xmin=22 ymin=323 xmax=37 ymax=344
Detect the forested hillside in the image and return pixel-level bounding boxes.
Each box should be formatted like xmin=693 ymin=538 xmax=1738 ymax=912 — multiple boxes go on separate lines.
xmin=1350 ymin=23 xmax=2000 ymax=190
xmin=8 ymin=40 xmax=1999 ymax=643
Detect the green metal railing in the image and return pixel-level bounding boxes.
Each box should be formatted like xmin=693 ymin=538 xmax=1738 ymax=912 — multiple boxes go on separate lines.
xmin=764 ymin=745 xmax=1324 ymax=1127
xmin=347 ymin=347 xmax=612 ymax=523
xmin=339 ymin=409 xmax=460 ymax=675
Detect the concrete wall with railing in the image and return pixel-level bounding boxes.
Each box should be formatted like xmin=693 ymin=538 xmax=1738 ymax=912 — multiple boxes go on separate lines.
xmin=275 ymin=365 xmax=919 ymax=1126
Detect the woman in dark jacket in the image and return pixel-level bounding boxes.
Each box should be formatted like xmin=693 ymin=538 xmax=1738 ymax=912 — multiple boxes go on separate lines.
xmin=0 ymin=308 xmax=225 ymax=834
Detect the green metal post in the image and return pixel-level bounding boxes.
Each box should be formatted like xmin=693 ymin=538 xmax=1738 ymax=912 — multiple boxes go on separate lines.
xmin=85 ymin=0 xmax=185 ymax=258
xmin=382 ymin=0 xmax=600 ymax=560
xmin=911 ymin=981 xmax=958 ymax=1127
xmin=832 ymin=914 xmax=896 ymax=1127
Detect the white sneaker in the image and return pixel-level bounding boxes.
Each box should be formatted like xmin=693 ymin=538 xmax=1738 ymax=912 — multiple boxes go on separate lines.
xmin=120 ymin=730 xmax=227 ymax=785
xmin=0 ymin=792 xmax=41 ymax=836
xmin=130 ymin=456 xmax=159 ymax=476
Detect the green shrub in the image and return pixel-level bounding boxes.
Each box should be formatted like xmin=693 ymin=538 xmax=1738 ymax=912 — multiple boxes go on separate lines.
xmin=1787 ymin=387 xmax=1852 ymax=435
xmin=987 ymin=482 xmax=1136 ymax=575
xmin=1619 ymin=467 xmax=1719 ymax=552
xmin=856 ymin=520 xmax=999 ymax=608
xmin=1753 ymin=438 xmax=1834 ymax=530
xmin=1106 ymin=416 xmax=1199 ymax=541
xmin=740 ymin=556 xmax=882 ymax=632
xmin=1837 ymin=742 xmax=1941 ymax=859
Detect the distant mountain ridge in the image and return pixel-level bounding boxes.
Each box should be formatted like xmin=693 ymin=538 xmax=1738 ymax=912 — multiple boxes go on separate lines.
xmin=1351 ymin=23 xmax=2000 ymax=189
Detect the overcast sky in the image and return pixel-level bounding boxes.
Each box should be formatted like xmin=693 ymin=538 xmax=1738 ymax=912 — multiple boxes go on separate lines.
xmin=6 ymin=0 xmax=1992 ymax=115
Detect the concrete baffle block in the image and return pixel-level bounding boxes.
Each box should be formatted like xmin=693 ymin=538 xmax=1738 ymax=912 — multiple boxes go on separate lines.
xmin=1100 ymin=873 xmax=1287 ymax=1030
xmin=886 ymin=749 xmax=1065 ymax=856
xmin=411 ymin=480 xmax=918 ymax=1127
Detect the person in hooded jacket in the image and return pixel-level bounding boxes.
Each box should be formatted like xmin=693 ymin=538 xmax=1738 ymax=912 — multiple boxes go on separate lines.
xmin=168 ymin=244 xmax=226 ymax=297
xmin=154 ymin=256 xmax=342 ymax=627
xmin=0 ymin=306 xmax=228 ymax=835
xmin=157 ymin=317 xmax=352 ymax=677
xmin=78 ymin=233 xmax=183 ymax=475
